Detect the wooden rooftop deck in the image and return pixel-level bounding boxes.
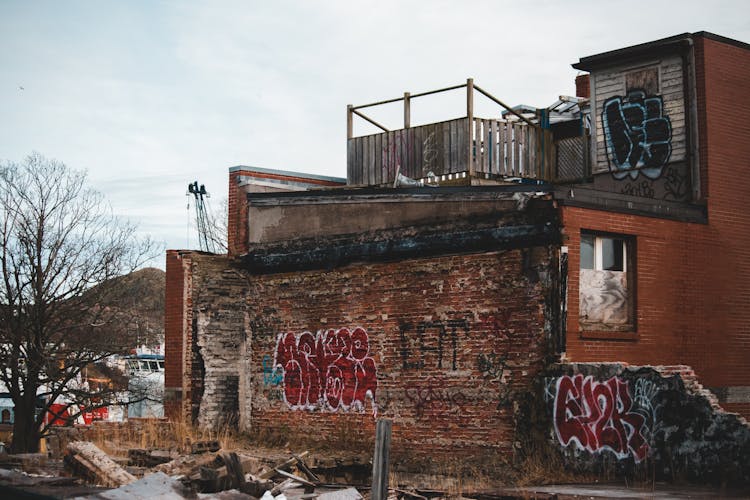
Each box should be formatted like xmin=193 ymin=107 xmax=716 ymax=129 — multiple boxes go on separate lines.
xmin=347 ymin=79 xmax=559 ymax=186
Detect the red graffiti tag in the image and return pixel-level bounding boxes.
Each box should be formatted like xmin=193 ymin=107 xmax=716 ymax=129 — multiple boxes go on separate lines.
xmin=274 ymin=327 xmax=377 ymax=416
xmin=553 ymin=374 xmax=650 ymax=462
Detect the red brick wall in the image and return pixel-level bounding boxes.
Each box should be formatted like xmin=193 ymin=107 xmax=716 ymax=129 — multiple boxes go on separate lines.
xmin=575 ymin=74 xmax=590 ymax=99
xmin=227 ymin=171 xmax=249 ymax=256
xmin=245 ymin=249 xmax=555 ymax=461
xmin=164 ymin=250 xmax=193 ymax=419
xmin=562 ymin=35 xmax=750 ymax=418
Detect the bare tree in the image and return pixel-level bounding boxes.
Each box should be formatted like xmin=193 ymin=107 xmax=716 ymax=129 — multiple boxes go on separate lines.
xmin=0 ymin=153 xmax=158 ymax=453
xmin=207 ymin=195 xmax=228 ymax=253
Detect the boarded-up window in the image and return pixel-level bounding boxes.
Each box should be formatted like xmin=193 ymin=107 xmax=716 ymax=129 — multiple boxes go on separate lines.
xmin=625 ymin=66 xmax=659 ymax=94
xmin=579 ymin=233 xmax=635 ymax=331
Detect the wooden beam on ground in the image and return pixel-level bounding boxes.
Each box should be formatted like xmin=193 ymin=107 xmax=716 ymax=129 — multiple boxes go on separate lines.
xmin=275 ymin=468 xmax=316 ymax=488
xmin=66 ymin=441 xmax=136 ymax=488
xmin=259 ymin=450 xmax=310 ymax=480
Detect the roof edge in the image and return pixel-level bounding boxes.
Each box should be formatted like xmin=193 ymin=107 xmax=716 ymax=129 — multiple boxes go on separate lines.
xmin=572 ymin=33 xmax=692 ymax=71
xmin=572 ymin=31 xmax=750 ymax=71
xmin=229 ymin=165 xmax=346 ymax=183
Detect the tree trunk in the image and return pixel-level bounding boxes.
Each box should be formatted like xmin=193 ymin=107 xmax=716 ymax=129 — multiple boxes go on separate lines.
xmin=10 ymin=399 xmax=41 ymax=454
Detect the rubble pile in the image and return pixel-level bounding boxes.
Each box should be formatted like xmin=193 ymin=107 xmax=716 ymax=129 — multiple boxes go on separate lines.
xmin=52 ymin=441 xmax=366 ymax=499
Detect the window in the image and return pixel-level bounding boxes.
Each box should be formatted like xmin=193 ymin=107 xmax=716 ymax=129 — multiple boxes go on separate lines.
xmin=579 ymin=232 xmax=635 ymax=332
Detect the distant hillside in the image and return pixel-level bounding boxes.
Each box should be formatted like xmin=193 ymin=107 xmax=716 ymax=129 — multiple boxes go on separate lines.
xmin=87 ymin=267 xmax=165 ymax=350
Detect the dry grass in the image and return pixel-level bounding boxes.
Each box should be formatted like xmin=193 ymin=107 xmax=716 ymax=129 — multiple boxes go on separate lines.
xmin=88 ymin=417 xmax=242 ymax=456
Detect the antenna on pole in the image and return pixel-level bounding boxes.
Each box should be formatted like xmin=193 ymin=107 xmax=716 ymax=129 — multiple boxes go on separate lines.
xmin=187 ymin=181 xmax=218 ymax=253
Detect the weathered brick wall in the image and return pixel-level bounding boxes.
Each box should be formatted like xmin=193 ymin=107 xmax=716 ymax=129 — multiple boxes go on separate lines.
xmin=244 ymin=248 xmax=557 ymax=461
xmin=561 ymin=36 xmax=750 ymax=419
xmin=187 ymin=254 xmax=249 ymax=428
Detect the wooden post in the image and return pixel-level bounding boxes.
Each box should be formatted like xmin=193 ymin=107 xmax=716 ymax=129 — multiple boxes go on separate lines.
xmin=347 ymin=105 xmax=353 ymax=139
xmin=403 ymin=92 xmax=411 ymax=129
xmin=371 ymin=418 xmax=392 ymax=500
xmin=466 ymin=78 xmax=474 ymax=177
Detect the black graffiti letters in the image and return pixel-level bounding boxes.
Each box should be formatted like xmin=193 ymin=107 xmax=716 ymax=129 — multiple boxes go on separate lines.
xmin=602 ymin=90 xmax=672 ymax=180
xmin=399 ymin=319 xmax=468 ymax=370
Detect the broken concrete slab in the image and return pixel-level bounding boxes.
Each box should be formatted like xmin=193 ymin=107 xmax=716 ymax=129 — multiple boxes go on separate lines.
xmin=316 ymin=487 xmax=363 ymax=500
xmin=72 ymin=471 xmax=191 ymax=499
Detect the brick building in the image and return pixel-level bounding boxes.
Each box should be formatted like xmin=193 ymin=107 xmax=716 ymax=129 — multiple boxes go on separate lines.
xmin=164 ymin=32 xmax=750 ymax=470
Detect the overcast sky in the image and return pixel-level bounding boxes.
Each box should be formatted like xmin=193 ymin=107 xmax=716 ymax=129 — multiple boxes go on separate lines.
xmin=2 ymin=1 xmax=748 ymax=268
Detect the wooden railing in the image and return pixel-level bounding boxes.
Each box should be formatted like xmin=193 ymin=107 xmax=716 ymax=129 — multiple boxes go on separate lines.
xmin=347 ymin=79 xmax=552 ymax=186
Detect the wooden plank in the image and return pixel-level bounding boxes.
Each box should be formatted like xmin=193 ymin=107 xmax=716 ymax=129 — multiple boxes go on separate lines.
xmin=474 ymin=118 xmax=487 ymax=177
xmin=489 ymin=120 xmax=497 ymax=175
xmin=529 ymin=125 xmax=537 ymax=179
xmin=356 ymin=137 xmax=363 ymax=185
xmin=259 ymin=451 xmax=310 ymax=480
xmin=346 ymin=139 xmax=356 ymax=184
xmin=350 ymin=138 xmax=359 ymax=185
xmin=483 ymin=120 xmax=491 ymax=174
xmin=363 ymin=136 xmax=371 ymax=186
xmin=499 ymin=121 xmax=507 ymax=176
xmin=371 ymin=419 xmax=392 ymax=500
xmin=449 ymin=119 xmax=458 ymax=172
xmin=383 ymin=132 xmax=392 ymax=184
xmin=460 ymin=117 xmax=468 ymax=174
xmin=523 ymin=125 xmax=530 ymax=178
xmin=373 ymin=134 xmax=383 ymax=184
xmin=486 ymin=120 xmax=493 ymax=175
xmin=442 ymin=120 xmax=451 ymax=173
xmin=274 ymin=468 xmax=316 ymax=488
xmin=396 ymin=129 xmax=405 ymax=182
xmin=369 ymin=134 xmax=377 ymax=186
xmin=347 ymin=105 xmax=353 ymax=139
xmin=407 ymin=127 xmax=417 ymax=178
xmin=513 ymin=123 xmax=520 ymax=176
xmin=414 ymin=125 xmax=423 ymax=177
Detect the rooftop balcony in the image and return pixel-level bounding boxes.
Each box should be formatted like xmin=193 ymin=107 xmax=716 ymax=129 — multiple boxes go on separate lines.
xmin=346 ymin=79 xmax=589 ymax=187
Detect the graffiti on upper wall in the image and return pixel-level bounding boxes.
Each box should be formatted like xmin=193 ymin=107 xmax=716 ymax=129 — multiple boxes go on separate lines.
xmin=399 ymin=318 xmax=469 ymax=371
xmin=617 ymin=165 xmax=689 ymax=201
xmin=662 ymin=165 xmax=689 ymax=200
xmin=602 ymin=89 xmax=672 ymax=180
xmin=273 ymin=327 xmax=378 ymax=416
xmin=551 ymin=374 xmax=658 ymax=462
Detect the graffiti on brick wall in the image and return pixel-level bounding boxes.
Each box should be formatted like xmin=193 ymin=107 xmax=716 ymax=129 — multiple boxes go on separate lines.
xmin=404 ymin=377 xmax=470 ymax=418
xmin=602 ymin=89 xmax=672 ymax=180
xmin=262 ymin=355 xmax=283 ymax=386
xmin=399 ymin=318 xmax=469 ymax=370
xmin=552 ymin=374 xmax=657 ymax=462
xmin=273 ymin=327 xmax=378 ymax=416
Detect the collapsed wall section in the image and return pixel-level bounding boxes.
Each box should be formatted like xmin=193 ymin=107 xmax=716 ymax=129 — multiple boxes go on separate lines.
xmin=536 ymin=363 xmax=750 ymax=484
xmin=164 ymin=251 xmax=249 ymax=426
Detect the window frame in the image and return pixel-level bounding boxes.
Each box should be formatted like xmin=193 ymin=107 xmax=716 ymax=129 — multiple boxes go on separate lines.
xmin=579 ymin=230 xmax=637 ymax=336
